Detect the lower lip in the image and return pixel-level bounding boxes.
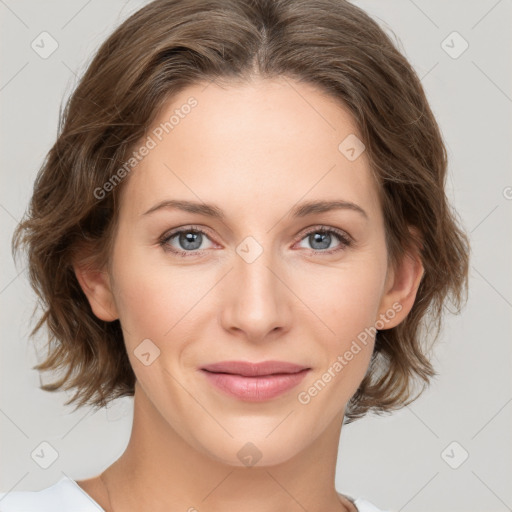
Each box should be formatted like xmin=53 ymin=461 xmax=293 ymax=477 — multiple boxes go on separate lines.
xmin=201 ymin=369 xmax=310 ymax=401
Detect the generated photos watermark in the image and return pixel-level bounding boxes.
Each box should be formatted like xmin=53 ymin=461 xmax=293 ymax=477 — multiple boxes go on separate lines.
xmin=93 ymin=96 xmax=198 ymax=200
xmin=297 ymin=301 xmax=403 ymax=405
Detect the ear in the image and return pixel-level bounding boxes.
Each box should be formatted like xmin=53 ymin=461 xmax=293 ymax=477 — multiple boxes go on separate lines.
xmin=73 ymin=260 xmax=119 ymax=322
xmin=376 ymin=227 xmax=424 ymax=329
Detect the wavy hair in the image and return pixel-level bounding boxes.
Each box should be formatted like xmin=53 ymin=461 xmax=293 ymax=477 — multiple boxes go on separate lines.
xmin=11 ymin=0 xmax=470 ymax=423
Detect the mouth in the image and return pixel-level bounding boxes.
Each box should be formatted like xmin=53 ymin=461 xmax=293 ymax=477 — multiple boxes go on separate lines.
xmin=201 ymin=360 xmax=310 ymax=377
xmin=200 ymin=360 xmax=311 ymax=401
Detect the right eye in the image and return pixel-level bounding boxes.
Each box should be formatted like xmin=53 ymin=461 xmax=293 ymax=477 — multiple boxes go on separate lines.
xmin=159 ymin=226 xmax=217 ymax=257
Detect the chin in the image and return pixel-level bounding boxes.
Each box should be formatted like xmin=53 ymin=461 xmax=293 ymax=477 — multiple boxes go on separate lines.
xmin=193 ymin=428 xmax=311 ymax=469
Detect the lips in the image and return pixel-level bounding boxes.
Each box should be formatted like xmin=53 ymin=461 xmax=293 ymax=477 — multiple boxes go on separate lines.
xmin=200 ymin=360 xmax=309 ymax=377
xmin=200 ymin=360 xmax=311 ymax=401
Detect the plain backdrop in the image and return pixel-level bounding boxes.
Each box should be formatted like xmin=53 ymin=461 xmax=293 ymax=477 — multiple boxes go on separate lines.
xmin=1 ymin=1 xmax=511 ymax=511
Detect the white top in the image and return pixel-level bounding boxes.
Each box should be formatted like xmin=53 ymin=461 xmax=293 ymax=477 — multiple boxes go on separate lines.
xmin=0 ymin=475 xmax=390 ymax=511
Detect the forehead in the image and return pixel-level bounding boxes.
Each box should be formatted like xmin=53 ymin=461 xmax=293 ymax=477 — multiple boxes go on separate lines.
xmin=119 ymin=77 xmax=381 ymax=223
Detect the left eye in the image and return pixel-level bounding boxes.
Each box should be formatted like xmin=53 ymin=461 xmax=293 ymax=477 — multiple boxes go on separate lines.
xmin=160 ymin=227 xmax=215 ymax=256
xmin=296 ymin=228 xmax=351 ymax=253
xmin=159 ymin=226 xmax=352 ymax=258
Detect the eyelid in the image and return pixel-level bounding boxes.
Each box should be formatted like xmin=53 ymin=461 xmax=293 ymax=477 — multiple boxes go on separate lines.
xmin=159 ymin=225 xmax=217 ymax=247
xmin=294 ymin=224 xmax=353 ymax=245
xmin=161 ymin=224 xmax=353 ymax=243
xmin=159 ymin=223 xmax=354 ymax=257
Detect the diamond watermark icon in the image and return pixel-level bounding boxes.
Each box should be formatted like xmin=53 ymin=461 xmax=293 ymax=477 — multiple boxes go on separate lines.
xmin=338 ymin=134 xmax=366 ymax=161
xmin=441 ymin=440 xmax=469 ymax=469
xmin=31 ymin=441 xmax=59 ymax=469
xmin=236 ymin=236 xmax=263 ymax=264
xmin=237 ymin=442 xmax=263 ymax=467
xmin=134 ymin=338 xmax=161 ymax=366
xmin=441 ymin=31 xmax=469 ymax=59
xmin=31 ymin=31 xmax=59 ymax=59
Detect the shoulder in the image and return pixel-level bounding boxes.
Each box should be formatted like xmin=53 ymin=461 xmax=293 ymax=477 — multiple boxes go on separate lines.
xmin=340 ymin=492 xmax=392 ymax=512
xmin=0 ymin=476 xmax=104 ymax=512
xmin=353 ymin=497 xmax=392 ymax=512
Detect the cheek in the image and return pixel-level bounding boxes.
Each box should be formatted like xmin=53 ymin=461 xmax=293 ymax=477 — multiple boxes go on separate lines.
xmin=111 ymin=229 xmax=191 ymax=328
xmin=110 ymin=249 xmax=214 ymax=379
xmin=113 ymin=269 xmax=165 ymax=335
xmin=296 ymin=262 xmax=385 ymax=343
xmin=295 ymin=270 xmax=381 ymax=412
xmin=291 ymin=261 xmax=385 ymax=406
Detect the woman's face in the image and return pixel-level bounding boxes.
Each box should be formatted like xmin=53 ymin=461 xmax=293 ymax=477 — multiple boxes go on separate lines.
xmin=85 ymin=77 xmax=410 ymax=466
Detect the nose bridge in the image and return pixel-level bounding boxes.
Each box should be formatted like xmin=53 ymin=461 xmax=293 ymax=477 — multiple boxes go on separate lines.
xmin=222 ymin=234 xmax=288 ymax=338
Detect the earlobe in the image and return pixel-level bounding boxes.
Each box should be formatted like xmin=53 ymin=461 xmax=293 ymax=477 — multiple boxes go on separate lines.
xmin=376 ymin=228 xmax=424 ymax=330
xmin=73 ymin=262 xmax=119 ymax=322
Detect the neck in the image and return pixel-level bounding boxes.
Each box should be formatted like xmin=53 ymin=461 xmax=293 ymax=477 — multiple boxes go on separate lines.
xmin=100 ymin=382 xmax=351 ymax=512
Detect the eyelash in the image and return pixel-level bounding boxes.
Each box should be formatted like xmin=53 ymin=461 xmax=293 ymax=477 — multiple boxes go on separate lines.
xmin=158 ymin=225 xmax=353 ymax=258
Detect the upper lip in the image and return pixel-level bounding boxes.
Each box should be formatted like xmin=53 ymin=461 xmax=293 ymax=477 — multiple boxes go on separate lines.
xmin=201 ymin=360 xmax=310 ymax=377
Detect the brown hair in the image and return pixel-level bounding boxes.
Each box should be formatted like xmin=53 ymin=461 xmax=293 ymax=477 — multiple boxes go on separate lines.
xmin=11 ymin=0 xmax=470 ymax=423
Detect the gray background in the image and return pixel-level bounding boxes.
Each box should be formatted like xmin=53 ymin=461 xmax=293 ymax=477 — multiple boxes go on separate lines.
xmin=1 ymin=1 xmax=511 ymax=511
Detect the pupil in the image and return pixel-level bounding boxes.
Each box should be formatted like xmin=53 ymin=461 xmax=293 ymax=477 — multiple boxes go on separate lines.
xmin=312 ymin=232 xmax=330 ymax=249
xmin=181 ymin=231 xmax=201 ymax=250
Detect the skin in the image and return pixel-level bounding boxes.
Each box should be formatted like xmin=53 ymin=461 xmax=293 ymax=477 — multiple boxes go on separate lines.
xmin=73 ymin=77 xmax=424 ymax=512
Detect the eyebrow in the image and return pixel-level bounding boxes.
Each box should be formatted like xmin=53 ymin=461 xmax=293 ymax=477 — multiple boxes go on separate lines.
xmin=142 ymin=198 xmax=368 ymax=220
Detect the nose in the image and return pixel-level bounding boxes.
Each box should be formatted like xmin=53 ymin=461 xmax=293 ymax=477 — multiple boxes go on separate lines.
xmin=219 ymin=239 xmax=292 ymax=343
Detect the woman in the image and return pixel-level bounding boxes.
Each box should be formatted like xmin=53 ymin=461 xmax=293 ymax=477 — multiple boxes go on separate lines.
xmin=3 ymin=0 xmax=470 ymax=510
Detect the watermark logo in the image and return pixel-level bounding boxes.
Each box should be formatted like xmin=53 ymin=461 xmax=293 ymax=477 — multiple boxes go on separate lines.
xmin=236 ymin=236 xmax=264 ymax=264
xmin=93 ymin=97 xmax=198 ymax=200
xmin=31 ymin=31 xmax=59 ymax=59
xmin=338 ymin=134 xmax=366 ymax=161
xmin=134 ymin=338 xmax=161 ymax=366
xmin=237 ymin=442 xmax=263 ymax=467
xmin=441 ymin=31 xmax=469 ymax=60
xmin=31 ymin=441 xmax=59 ymax=469
xmin=297 ymin=301 xmax=402 ymax=405
xmin=441 ymin=441 xmax=469 ymax=469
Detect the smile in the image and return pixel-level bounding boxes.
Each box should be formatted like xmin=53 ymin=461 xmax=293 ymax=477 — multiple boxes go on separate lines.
xmin=200 ymin=368 xmax=311 ymax=401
